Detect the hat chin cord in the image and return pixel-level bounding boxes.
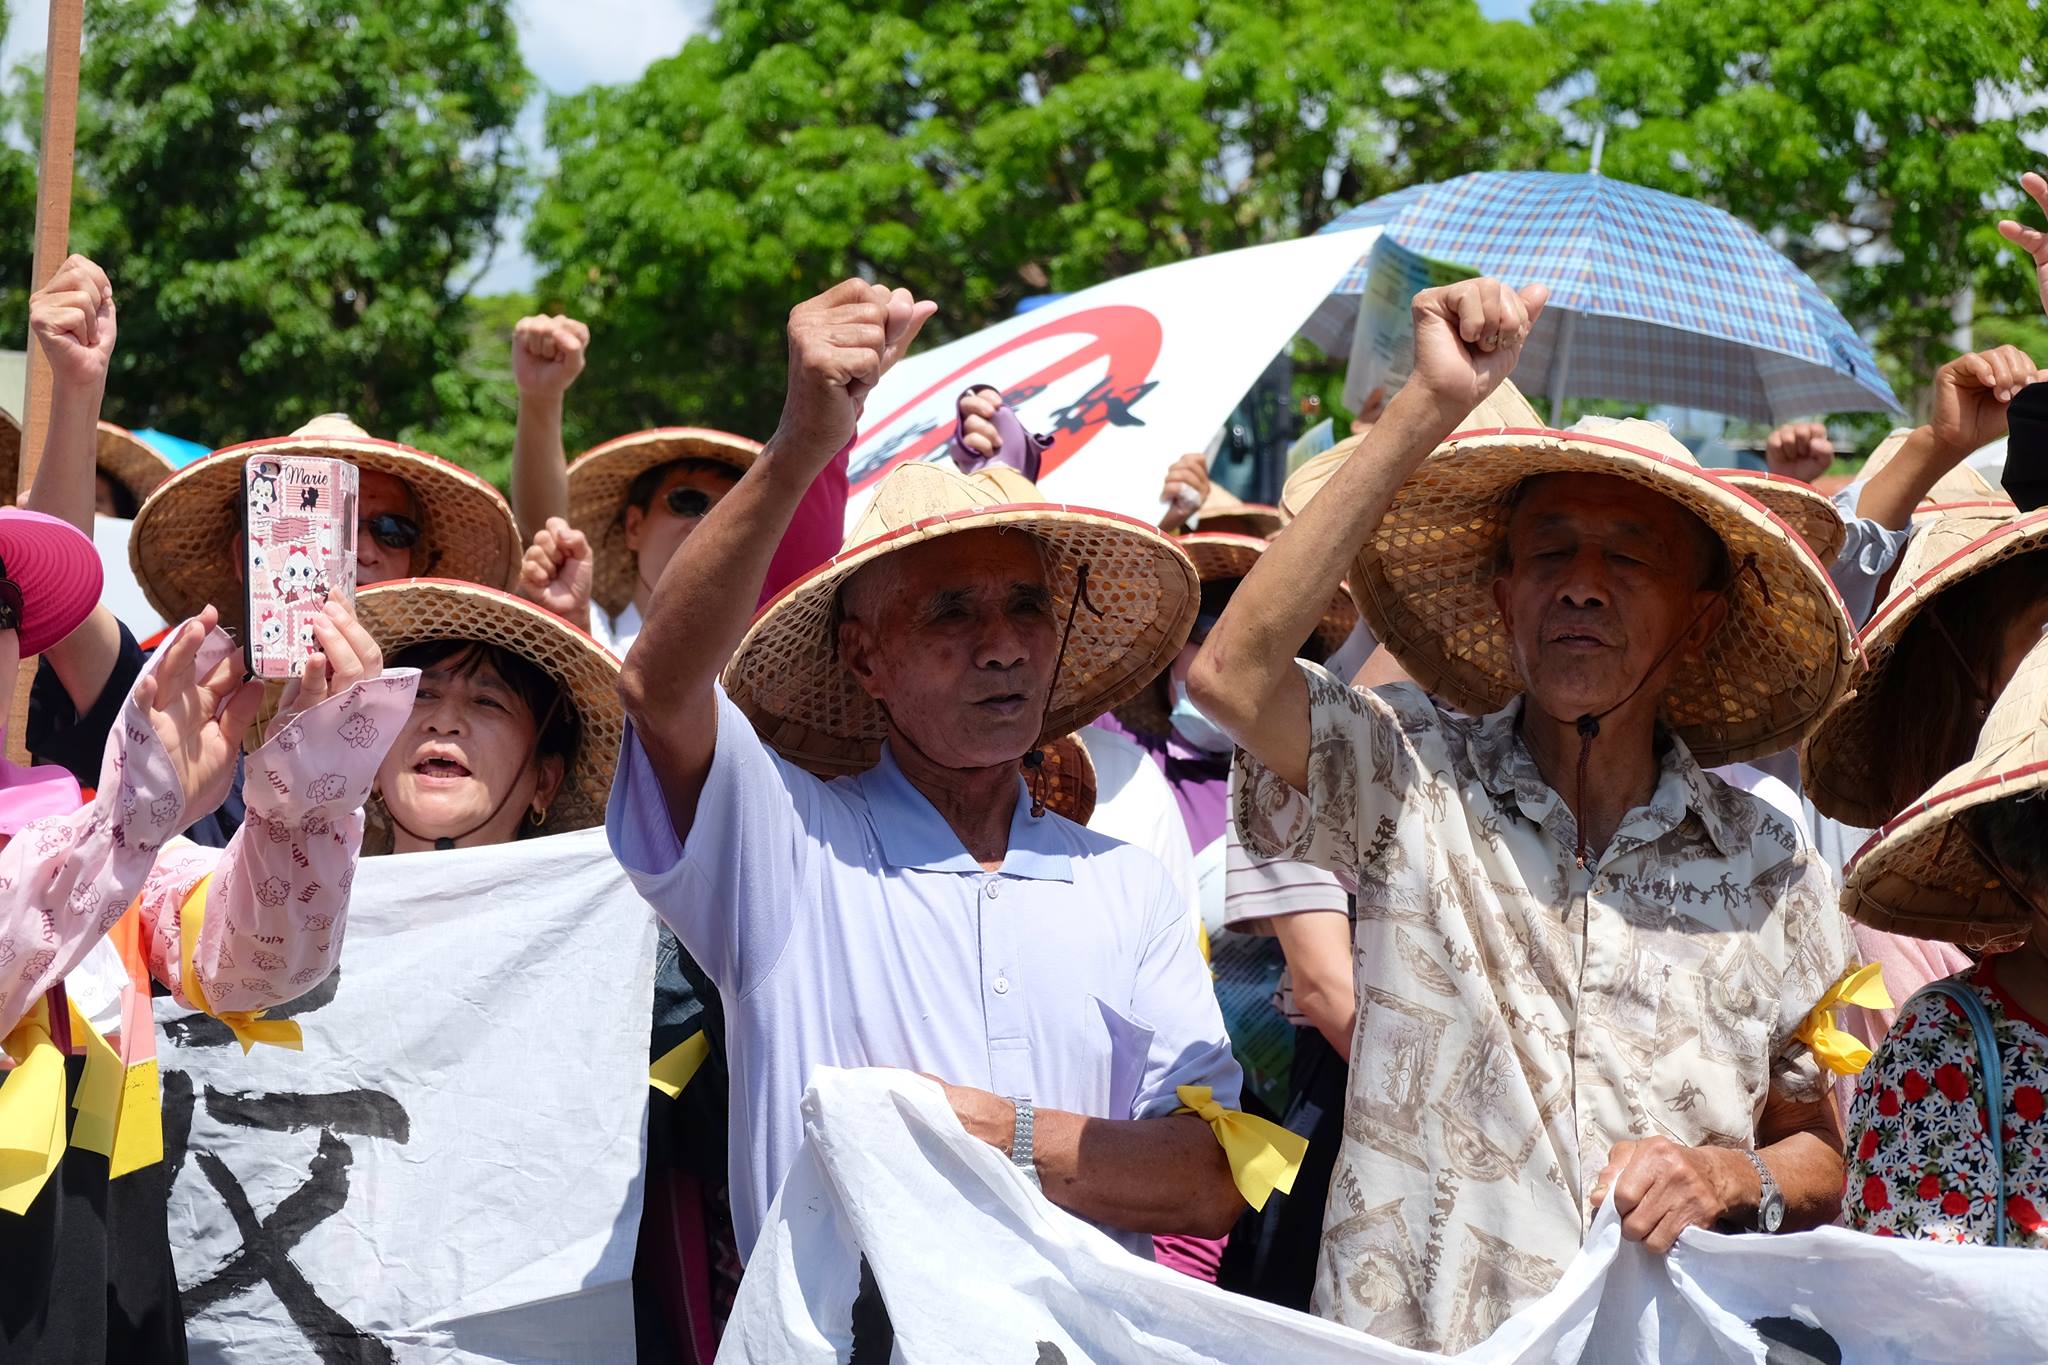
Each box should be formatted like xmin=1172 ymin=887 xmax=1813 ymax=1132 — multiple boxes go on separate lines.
xmin=381 ymin=690 xmax=567 ymax=851
xmin=1563 ymin=554 xmax=1765 ymax=869
xmin=1022 ymin=561 xmax=1101 ymax=817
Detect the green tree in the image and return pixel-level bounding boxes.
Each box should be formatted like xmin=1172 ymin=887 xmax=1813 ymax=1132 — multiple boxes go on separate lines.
xmin=527 ymin=0 xmax=1562 ymax=446
xmin=1539 ymin=0 xmax=2048 ymax=416
xmin=49 ymin=0 xmax=529 ymax=446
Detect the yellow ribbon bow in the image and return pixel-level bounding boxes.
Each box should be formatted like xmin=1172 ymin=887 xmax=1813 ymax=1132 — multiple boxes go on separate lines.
xmin=0 ymin=1000 xmax=67 ymax=1215
xmin=179 ymin=874 xmax=304 ymax=1055
xmin=1175 ymin=1084 xmax=1308 ymax=1212
xmin=649 ymin=1033 xmax=710 ymax=1099
xmin=1794 ymin=962 xmax=1892 ymax=1076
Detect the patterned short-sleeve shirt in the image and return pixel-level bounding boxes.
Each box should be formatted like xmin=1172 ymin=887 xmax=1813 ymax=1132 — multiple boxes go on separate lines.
xmin=1843 ymin=964 xmax=2048 ymax=1248
xmin=1232 ymin=664 xmax=1855 ymax=1353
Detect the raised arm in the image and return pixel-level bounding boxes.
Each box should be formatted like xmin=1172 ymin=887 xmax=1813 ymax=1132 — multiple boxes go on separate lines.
xmin=1187 ymin=277 xmax=1546 ymax=791
xmin=25 ymin=256 xmax=126 ymax=716
xmin=618 ymin=280 xmax=934 ymax=841
xmin=1856 ymin=347 xmax=2040 ymax=528
xmin=508 ymin=313 xmax=589 ymax=542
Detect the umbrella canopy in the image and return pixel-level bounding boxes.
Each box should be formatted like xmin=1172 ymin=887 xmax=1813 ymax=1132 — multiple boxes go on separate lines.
xmin=1306 ymin=171 xmax=1900 ymax=424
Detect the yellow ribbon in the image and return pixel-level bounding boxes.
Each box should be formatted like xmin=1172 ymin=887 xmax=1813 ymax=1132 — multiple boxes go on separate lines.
xmin=649 ymin=1033 xmax=711 ymax=1099
xmin=1794 ymin=962 xmax=1893 ymax=1076
xmin=178 ymin=874 xmax=303 ymax=1055
xmin=0 ymin=1000 xmax=67 ymax=1215
xmin=1174 ymin=1084 xmax=1308 ymax=1212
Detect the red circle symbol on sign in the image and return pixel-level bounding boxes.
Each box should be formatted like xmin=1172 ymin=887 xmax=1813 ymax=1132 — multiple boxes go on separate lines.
xmin=849 ymin=304 xmax=1164 ymax=490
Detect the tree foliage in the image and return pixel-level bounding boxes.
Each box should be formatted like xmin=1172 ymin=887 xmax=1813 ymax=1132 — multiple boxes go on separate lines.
xmin=1539 ymin=0 xmax=2048 ymax=415
xmin=31 ymin=0 xmax=529 ymax=445
xmin=527 ymin=0 xmax=1562 ymax=447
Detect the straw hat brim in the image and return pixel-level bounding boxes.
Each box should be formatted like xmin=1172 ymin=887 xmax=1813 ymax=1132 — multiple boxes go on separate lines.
xmin=354 ymin=579 xmax=622 ymax=836
xmin=131 ymin=435 xmax=521 ymax=630
xmin=1352 ymin=427 xmax=1856 ymax=767
xmin=1841 ymin=751 xmax=2047 ymax=952
xmin=1802 ymin=509 xmax=2048 ymax=826
xmin=1035 ymin=731 xmax=1098 ymax=826
xmin=567 ymin=428 xmax=762 ymax=617
xmin=95 ymin=423 xmax=177 ymax=509
xmin=723 ymin=502 xmax=1199 ymax=777
xmin=1115 ymin=532 xmax=1358 ymax=737
xmin=1193 ymin=505 xmax=1284 ymax=539
xmin=1721 ymin=473 xmax=1846 ymax=567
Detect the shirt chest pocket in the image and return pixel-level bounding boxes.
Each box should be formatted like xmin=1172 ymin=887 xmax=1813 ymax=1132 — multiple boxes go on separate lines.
xmin=1082 ymin=994 xmax=1157 ymax=1121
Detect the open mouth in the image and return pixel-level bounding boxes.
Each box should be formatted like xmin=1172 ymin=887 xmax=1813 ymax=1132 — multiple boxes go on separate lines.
xmin=412 ymin=755 xmax=473 ymax=780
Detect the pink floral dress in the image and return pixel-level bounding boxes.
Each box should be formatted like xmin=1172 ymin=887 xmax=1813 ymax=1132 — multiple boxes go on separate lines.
xmin=1842 ymin=962 xmax=2048 ymax=1247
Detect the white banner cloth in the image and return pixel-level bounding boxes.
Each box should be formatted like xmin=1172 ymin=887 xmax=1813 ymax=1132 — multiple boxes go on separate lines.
xmin=156 ymin=827 xmax=657 ymax=1364
xmin=730 ymin=1068 xmax=2048 ymax=1364
xmin=844 ymin=230 xmax=1380 ymax=528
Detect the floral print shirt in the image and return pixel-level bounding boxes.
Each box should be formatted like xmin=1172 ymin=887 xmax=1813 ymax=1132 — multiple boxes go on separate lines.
xmin=1232 ymin=665 xmax=1854 ymax=1353
xmin=1843 ymin=962 xmax=2048 ymax=1248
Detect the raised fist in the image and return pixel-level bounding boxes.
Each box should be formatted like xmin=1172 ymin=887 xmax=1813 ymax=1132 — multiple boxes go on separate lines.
xmin=1998 ymin=171 xmax=2048 ymax=320
xmin=515 ymin=517 xmax=594 ymax=630
xmin=773 ymin=279 xmax=936 ymax=470
xmin=1930 ymin=344 xmax=2044 ymax=463
xmin=958 ymin=386 xmax=1003 ymax=457
xmin=1408 ymin=277 xmax=1549 ymax=423
xmin=29 ymin=254 xmax=116 ymax=389
xmin=1157 ymin=453 xmax=1211 ymax=533
xmin=512 ymin=314 xmax=590 ymax=400
xmin=1763 ymin=422 xmax=1834 ymax=484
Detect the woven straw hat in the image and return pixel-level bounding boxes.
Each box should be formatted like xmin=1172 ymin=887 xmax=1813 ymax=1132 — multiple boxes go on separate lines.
xmin=1034 ymin=731 xmax=1098 ymax=825
xmin=1842 ymin=632 xmax=2048 ymax=950
xmin=1191 ymin=485 xmax=1282 ymax=538
xmin=354 ymin=579 xmax=622 ymax=836
xmin=1114 ymin=531 xmax=1359 ymax=737
xmin=1802 ymin=506 xmax=2048 ymax=826
xmin=130 ymin=414 xmax=520 ymax=631
xmin=1858 ymin=428 xmax=2015 ymax=522
xmin=1720 ymin=471 xmax=1846 ymax=567
xmin=723 ymin=460 xmax=1198 ymax=777
xmin=1279 ymin=385 xmax=1548 ymax=525
xmin=0 ymin=411 xmax=175 ymax=512
xmin=567 ymin=427 xmax=762 ymax=616
xmin=1349 ymin=395 xmax=1855 ymax=766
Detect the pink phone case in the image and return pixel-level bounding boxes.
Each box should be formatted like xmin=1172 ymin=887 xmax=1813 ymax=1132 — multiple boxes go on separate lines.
xmin=243 ymin=455 xmax=358 ymax=679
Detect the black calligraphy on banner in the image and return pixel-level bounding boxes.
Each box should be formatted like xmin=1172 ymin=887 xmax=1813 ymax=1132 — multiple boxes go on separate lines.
xmin=162 ymin=972 xmax=414 ymax=1365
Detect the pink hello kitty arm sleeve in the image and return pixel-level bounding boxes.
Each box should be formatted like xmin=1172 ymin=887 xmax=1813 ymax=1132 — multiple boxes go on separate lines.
xmin=0 ymin=623 xmax=228 ymax=1037
xmin=145 ymin=669 xmax=419 ymax=1015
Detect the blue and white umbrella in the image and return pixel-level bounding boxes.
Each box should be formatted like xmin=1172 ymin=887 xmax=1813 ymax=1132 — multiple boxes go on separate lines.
xmin=1305 ymin=171 xmax=1900 ymax=423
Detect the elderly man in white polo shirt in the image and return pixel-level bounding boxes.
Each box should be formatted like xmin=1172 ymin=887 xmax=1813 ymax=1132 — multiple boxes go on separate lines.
xmin=606 ymin=278 xmax=1257 ymax=1262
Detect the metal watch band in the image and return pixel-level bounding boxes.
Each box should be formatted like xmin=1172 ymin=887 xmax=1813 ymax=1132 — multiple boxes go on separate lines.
xmin=1008 ymin=1097 xmax=1036 ymax=1179
xmin=1743 ymin=1148 xmax=1783 ymax=1232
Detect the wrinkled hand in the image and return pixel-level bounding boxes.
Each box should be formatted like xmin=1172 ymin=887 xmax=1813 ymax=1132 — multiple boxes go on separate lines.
xmin=515 ymin=516 xmax=594 ymax=628
xmin=1763 ymin=422 xmax=1834 ymax=484
xmin=929 ymin=1076 xmax=1017 ymax=1154
xmin=1999 ymin=172 xmax=2048 ymax=319
xmin=1157 ymin=452 xmax=1211 ymax=532
xmin=958 ymin=385 xmax=1003 ymax=456
xmin=29 ymin=254 xmax=116 ymax=389
xmin=1589 ymin=1137 xmax=1734 ymax=1253
xmin=512 ymin=314 xmax=590 ymax=400
xmin=268 ymin=597 xmax=385 ymax=739
xmin=138 ymin=607 xmax=265 ymax=814
xmin=1408 ymin=277 xmax=1549 ymax=422
xmin=1930 ymin=344 xmax=2044 ymax=462
xmin=773 ymin=279 xmax=937 ymax=471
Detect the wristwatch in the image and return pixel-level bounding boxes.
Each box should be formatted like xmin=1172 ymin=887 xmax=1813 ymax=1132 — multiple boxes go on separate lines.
xmin=1743 ymin=1148 xmax=1785 ymax=1233
xmin=1008 ymin=1097 xmax=1038 ymax=1186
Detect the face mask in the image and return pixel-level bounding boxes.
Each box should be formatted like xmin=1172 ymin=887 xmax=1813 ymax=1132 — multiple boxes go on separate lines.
xmin=1168 ymin=679 xmax=1235 ymax=755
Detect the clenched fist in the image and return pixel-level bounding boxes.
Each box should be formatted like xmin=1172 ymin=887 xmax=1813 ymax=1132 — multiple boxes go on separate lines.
xmin=1408 ymin=277 xmax=1549 ymax=424
xmin=29 ymin=254 xmax=116 ymax=389
xmin=958 ymin=386 xmax=1003 ymax=458
xmin=1763 ymin=422 xmax=1834 ymax=484
xmin=1929 ymin=344 xmax=2044 ymax=463
xmin=772 ymin=279 xmax=937 ymax=472
xmin=512 ymin=314 xmax=590 ymax=400
xmin=515 ymin=517 xmax=595 ymax=630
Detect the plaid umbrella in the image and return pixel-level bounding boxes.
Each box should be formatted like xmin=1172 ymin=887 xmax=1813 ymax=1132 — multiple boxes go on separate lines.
xmin=1304 ymin=171 xmax=1900 ymax=423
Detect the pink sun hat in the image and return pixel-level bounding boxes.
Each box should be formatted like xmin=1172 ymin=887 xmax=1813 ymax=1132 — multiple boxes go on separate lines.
xmin=0 ymin=507 xmax=104 ymax=656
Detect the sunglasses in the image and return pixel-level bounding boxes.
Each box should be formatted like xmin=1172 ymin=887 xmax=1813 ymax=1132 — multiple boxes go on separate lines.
xmin=662 ymin=487 xmax=716 ymax=520
xmin=363 ymin=513 xmax=422 ymax=551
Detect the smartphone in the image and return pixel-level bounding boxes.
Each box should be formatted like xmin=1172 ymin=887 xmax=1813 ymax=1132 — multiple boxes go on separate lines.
xmin=243 ymin=455 xmax=359 ymax=679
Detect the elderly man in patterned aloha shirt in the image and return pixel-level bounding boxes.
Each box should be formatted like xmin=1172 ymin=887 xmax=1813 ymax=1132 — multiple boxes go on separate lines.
xmin=1188 ymin=276 xmax=1867 ymax=1352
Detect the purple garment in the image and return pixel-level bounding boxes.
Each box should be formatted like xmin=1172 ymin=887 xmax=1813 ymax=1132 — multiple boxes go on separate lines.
xmin=1094 ymin=713 xmax=1231 ymax=853
xmin=946 ymin=386 xmax=1052 ymax=482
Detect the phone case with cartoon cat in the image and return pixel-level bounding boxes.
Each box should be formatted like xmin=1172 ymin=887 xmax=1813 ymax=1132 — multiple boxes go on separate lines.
xmin=242 ymin=455 xmax=359 ymax=679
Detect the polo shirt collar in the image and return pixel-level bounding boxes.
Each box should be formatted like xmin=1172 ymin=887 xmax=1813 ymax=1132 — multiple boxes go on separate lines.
xmin=861 ymin=745 xmax=1074 ymax=882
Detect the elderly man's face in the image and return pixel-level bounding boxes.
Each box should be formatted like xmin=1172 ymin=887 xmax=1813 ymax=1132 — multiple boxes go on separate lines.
xmin=1491 ymin=473 xmax=1727 ymax=724
xmin=838 ymin=529 xmax=1060 ymax=771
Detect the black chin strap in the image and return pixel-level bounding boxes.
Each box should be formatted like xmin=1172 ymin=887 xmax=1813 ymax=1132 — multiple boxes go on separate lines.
xmin=382 ymin=691 xmax=568 ymax=851
xmin=1022 ymin=561 xmax=1101 ymax=817
xmin=1566 ymin=554 xmax=1767 ymax=869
